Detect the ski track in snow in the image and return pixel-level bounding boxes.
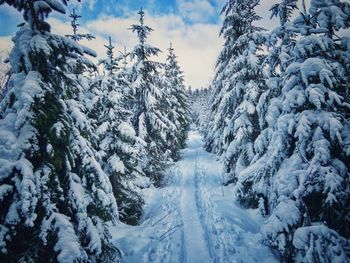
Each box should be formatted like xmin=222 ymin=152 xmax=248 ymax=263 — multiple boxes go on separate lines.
xmin=178 ymin=131 xmax=211 ymax=263
xmin=111 ymin=126 xmax=279 ymax=263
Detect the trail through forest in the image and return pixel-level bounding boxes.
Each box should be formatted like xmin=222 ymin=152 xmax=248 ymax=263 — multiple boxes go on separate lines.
xmin=110 ymin=125 xmax=278 ymax=262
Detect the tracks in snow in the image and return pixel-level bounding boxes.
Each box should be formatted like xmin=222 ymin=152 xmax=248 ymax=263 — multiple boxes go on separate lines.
xmin=112 ymin=128 xmax=279 ymax=263
xmin=154 ymin=128 xmax=279 ymax=263
xmin=177 ymin=147 xmax=211 ymax=263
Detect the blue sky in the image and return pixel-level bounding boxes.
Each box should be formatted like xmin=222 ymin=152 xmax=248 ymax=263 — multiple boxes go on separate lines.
xmin=0 ymin=0 xmax=278 ymax=88
xmin=0 ymin=0 xmax=224 ymax=36
xmin=71 ymin=0 xmax=223 ymax=23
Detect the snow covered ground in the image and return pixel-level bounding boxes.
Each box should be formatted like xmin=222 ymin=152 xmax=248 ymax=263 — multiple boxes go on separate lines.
xmin=110 ymin=126 xmax=279 ymax=263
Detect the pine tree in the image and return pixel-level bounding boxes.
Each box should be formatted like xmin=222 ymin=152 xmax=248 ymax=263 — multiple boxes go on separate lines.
xmin=119 ymin=46 xmax=130 ymax=70
xmin=0 ymin=51 xmax=10 ymax=101
xmin=163 ymin=43 xmax=191 ymax=159
xmin=65 ymin=8 xmax=96 ymax=75
xmin=205 ymin=0 xmax=263 ymax=154
xmin=98 ymin=37 xmax=120 ymax=76
xmin=235 ymin=0 xmax=298 ymax=211
xmin=0 ymin=1 xmax=120 ymax=262
xmin=236 ymin=0 xmax=350 ymax=261
xmin=129 ymin=9 xmax=176 ymax=184
xmin=205 ymin=0 xmax=266 ymax=185
xmin=66 ymin=8 xmax=95 ymax=42
xmin=92 ymin=36 xmax=149 ymax=225
xmin=192 ymin=86 xmax=213 ymax=133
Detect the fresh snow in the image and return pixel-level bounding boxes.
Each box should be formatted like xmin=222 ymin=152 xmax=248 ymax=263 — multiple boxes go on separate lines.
xmin=110 ymin=126 xmax=279 ymax=262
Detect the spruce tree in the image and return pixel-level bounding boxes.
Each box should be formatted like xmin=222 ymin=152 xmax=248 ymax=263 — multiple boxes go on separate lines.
xmin=65 ymin=8 xmax=96 ymax=75
xmin=163 ymin=43 xmax=191 ymax=159
xmin=98 ymin=37 xmax=120 ymax=76
xmin=235 ymin=0 xmax=298 ymax=210
xmin=205 ymin=0 xmax=259 ymax=152
xmin=236 ymin=0 xmax=350 ymax=261
xmin=0 ymin=52 xmax=10 ymax=101
xmin=92 ymin=36 xmax=148 ymax=225
xmin=0 ymin=1 xmax=120 ymax=262
xmin=129 ymin=9 xmax=175 ymax=184
xmin=205 ymin=0 xmax=262 ymax=153
xmin=66 ymin=8 xmax=95 ymax=42
xmin=205 ymin=0 xmax=266 ymax=185
xmin=192 ymin=87 xmax=213 ymax=133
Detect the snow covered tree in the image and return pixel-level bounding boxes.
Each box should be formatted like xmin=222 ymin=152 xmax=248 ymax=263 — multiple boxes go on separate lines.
xmin=205 ymin=0 xmax=266 ymax=184
xmin=0 ymin=1 xmax=120 ymax=262
xmin=191 ymin=87 xmax=212 ymax=133
xmin=204 ymin=0 xmax=262 ymax=153
xmin=235 ymin=0 xmax=298 ymax=211
xmin=0 ymin=51 xmax=10 ymax=101
xmin=129 ymin=9 xmax=176 ymax=184
xmin=119 ymin=46 xmax=130 ymax=70
xmin=90 ymin=36 xmax=149 ymax=225
xmin=235 ymin=0 xmax=350 ymax=261
xmin=65 ymin=8 xmax=95 ymax=75
xmin=220 ymin=32 xmax=266 ymax=184
xmin=163 ymin=43 xmax=191 ymax=160
xmin=98 ymin=36 xmax=119 ymax=76
xmin=205 ymin=0 xmax=263 ymax=153
xmin=66 ymin=8 xmax=95 ymax=42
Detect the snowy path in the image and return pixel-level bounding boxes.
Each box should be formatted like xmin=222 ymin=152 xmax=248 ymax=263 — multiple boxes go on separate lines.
xmin=177 ymin=131 xmax=211 ymax=262
xmin=110 ymin=126 xmax=279 ymax=263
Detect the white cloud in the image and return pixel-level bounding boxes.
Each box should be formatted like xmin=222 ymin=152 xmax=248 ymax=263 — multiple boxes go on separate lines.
xmin=49 ymin=17 xmax=72 ymax=35
xmin=64 ymin=0 xmax=95 ymax=12
xmin=0 ymin=7 xmax=224 ymax=89
xmin=255 ymin=0 xmax=279 ymax=31
xmin=0 ymin=0 xmax=286 ymax=89
xmin=0 ymin=36 xmax=12 ymax=55
xmin=86 ymin=0 xmax=97 ymax=10
xmin=49 ymin=12 xmax=223 ymax=89
xmin=178 ymin=0 xmax=216 ymax=23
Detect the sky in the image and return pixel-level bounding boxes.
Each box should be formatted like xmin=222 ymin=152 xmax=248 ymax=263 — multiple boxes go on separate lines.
xmin=0 ymin=0 xmax=281 ymax=89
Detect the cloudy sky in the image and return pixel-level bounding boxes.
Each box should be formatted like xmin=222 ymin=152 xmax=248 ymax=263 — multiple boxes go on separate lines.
xmin=0 ymin=0 xmax=281 ymax=89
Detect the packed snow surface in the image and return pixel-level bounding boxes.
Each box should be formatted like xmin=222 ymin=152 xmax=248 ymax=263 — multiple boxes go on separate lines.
xmin=110 ymin=126 xmax=279 ymax=262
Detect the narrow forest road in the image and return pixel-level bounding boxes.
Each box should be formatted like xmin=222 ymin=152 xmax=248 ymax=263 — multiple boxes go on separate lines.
xmin=110 ymin=126 xmax=279 ymax=263
xmin=177 ymin=129 xmax=211 ymax=262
